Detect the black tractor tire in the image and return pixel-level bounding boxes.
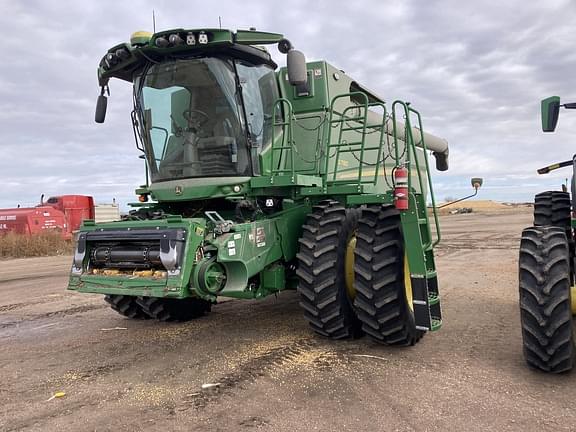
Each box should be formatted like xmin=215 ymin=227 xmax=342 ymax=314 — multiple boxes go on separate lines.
xmin=104 ymin=295 xmax=151 ymax=320
xmin=534 ymin=191 xmax=571 ymax=228
xmin=136 ymin=297 xmax=211 ymax=322
xmin=353 ymin=205 xmax=424 ymax=346
xmin=519 ymin=226 xmax=575 ymax=373
xmin=296 ymin=200 xmax=362 ymax=339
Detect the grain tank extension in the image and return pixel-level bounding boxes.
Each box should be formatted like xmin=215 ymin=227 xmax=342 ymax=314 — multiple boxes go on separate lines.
xmin=68 ymin=28 xmax=449 ymax=345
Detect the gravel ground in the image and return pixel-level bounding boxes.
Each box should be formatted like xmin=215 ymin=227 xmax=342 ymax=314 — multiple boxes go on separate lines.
xmin=1 ymin=208 xmax=576 ymax=432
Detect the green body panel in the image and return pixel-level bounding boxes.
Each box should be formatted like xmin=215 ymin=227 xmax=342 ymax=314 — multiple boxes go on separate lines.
xmin=73 ymin=27 xmax=445 ymax=330
xmin=149 ymin=177 xmax=251 ymax=202
xmin=68 ymin=203 xmax=310 ymax=301
xmin=69 ymin=217 xmax=205 ymax=298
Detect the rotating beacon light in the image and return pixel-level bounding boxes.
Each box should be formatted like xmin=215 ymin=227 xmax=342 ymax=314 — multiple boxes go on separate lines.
xmin=394 ymin=165 xmax=409 ymax=211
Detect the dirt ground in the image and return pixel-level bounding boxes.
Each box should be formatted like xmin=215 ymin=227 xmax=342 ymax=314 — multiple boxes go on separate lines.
xmin=2 ymin=207 xmax=576 ymax=432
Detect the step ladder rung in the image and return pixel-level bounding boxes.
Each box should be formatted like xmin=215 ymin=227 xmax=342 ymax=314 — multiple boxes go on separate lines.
xmin=428 ymin=292 xmax=440 ymax=306
xmin=431 ymin=318 xmax=442 ymax=331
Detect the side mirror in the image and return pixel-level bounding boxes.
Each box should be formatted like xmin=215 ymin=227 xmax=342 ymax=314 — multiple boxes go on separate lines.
xmin=471 ymin=177 xmax=483 ymax=190
xmin=541 ymin=96 xmax=560 ymax=132
xmin=287 ymin=50 xmax=308 ymax=87
xmin=95 ymin=94 xmax=108 ymax=123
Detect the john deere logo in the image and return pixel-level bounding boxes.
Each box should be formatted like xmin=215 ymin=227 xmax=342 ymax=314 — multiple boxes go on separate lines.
xmin=175 ymin=185 xmax=183 ymax=195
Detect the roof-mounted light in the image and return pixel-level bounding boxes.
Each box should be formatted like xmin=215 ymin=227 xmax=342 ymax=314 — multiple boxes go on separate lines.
xmin=104 ymin=52 xmax=118 ymax=68
xmin=169 ymin=34 xmax=184 ymax=45
xmin=155 ymin=37 xmax=169 ymax=48
xmin=115 ymin=48 xmax=130 ymax=60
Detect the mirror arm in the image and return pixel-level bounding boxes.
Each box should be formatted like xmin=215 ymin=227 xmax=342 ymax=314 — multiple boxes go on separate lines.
xmin=437 ymin=187 xmax=480 ymax=209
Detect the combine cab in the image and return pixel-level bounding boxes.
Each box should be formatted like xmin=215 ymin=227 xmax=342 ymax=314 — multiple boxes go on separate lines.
xmin=69 ymin=28 xmax=450 ymax=344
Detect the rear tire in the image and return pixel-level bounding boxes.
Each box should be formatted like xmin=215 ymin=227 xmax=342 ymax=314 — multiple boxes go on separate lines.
xmin=534 ymin=191 xmax=571 ymax=227
xmin=353 ymin=205 xmax=424 ymax=346
xmin=519 ymin=226 xmax=575 ymax=373
xmin=136 ymin=297 xmax=211 ymax=322
xmin=296 ymin=200 xmax=362 ymax=339
xmin=104 ymin=295 xmax=151 ymax=320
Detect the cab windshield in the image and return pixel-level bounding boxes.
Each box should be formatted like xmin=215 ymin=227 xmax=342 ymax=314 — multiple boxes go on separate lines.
xmin=136 ymin=57 xmax=278 ymax=182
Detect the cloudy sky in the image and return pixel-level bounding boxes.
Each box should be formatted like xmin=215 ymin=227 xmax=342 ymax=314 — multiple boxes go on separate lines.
xmin=2 ymin=0 xmax=576 ymax=208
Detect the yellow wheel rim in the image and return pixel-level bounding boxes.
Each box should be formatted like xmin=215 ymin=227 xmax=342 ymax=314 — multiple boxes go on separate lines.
xmin=571 ymin=286 xmax=576 ymax=315
xmin=404 ymin=254 xmax=414 ymax=311
xmin=345 ymin=235 xmax=356 ymax=300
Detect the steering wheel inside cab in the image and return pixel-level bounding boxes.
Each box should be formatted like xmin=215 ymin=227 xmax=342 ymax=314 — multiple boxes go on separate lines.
xmin=183 ymin=109 xmax=209 ymax=132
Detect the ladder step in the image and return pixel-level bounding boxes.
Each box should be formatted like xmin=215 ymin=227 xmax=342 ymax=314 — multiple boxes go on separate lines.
xmin=411 ymin=270 xmax=437 ymax=279
xmin=412 ymin=293 xmax=439 ymax=307
xmin=428 ymin=292 xmax=440 ymax=306
xmin=431 ymin=318 xmax=442 ymax=331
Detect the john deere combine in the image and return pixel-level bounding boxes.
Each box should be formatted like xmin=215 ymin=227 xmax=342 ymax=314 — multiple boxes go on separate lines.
xmin=68 ymin=28 xmax=450 ymax=345
xmin=519 ymin=96 xmax=576 ymax=371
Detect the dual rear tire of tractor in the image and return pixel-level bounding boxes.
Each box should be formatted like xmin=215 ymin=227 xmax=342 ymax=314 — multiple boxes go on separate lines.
xmin=519 ymin=190 xmax=576 ymax=373
xmin=104 ymin=295 xmax=211 ymax=322
xmin=296 ymin=200 xmax=422 ymax=346
xmin=519 ymin=226 xmax=575 ymax=373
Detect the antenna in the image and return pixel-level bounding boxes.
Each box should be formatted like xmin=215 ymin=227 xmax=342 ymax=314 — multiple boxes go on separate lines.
xmin=153 ymin=10 xmax=156 ymax=33
xmin=219 ymin=16 xmax=222 ymax=29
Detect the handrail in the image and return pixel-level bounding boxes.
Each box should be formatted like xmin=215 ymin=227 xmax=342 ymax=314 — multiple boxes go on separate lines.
xmin=271 ymin=98 xmax=295 ymax=179
xmin=392 ymin=101 xmax=439 ymax=249
xmin=326 ymin=92 xmax=369 ymax=186
xmin=409 ymin=107 xmax=441 ymax=247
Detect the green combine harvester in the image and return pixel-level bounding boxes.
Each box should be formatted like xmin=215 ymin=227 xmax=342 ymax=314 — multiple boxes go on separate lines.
xmin=519 ymin=96 xmax=576 ymax=371
xmin=68 ymin=27 xmax=450 ymax=345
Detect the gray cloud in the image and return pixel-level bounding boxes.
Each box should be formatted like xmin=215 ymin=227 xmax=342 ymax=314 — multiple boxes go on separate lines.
xmin=1 ymin=0 xmax=576 ymax=209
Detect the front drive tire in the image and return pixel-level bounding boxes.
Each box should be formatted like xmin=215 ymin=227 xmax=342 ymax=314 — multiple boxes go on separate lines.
xmin=353 ymin=205 xmax=424 ymax=346
xmin=519 ymin=226 xmax=575 ymax=373
xmin=296 ymin=200 xmax=362 ymax=339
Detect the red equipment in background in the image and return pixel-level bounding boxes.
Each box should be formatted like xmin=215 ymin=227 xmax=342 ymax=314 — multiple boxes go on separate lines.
xmin=0 ymin=195 xmax=95 ymax=239
xmin=43 ymin=195 xmax=95 ymax=232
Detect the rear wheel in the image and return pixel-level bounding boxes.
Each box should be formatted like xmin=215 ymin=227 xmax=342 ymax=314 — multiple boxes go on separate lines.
xmin=519 ymin=226 xmax=575 ymax=373
xmin=353 ymin=205 xmax=424 ymax=346
xmin=104 ymin=295 xmax=151 ymax=320
xmin=136 ymin=297 xmax=211 ymax=322
xmin=534 ymin=191 xmax=571 ymax=227
xmin=296 ymin=200 xmax=362 ymax=339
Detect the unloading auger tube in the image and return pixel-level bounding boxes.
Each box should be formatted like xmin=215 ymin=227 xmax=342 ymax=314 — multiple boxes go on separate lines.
xmin=365 ymin=111 xmax=449 ymax=171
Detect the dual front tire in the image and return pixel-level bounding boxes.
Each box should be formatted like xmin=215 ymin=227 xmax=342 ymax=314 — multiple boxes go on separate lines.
xmin=296 ymin=200 xmax=422 ymax=346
